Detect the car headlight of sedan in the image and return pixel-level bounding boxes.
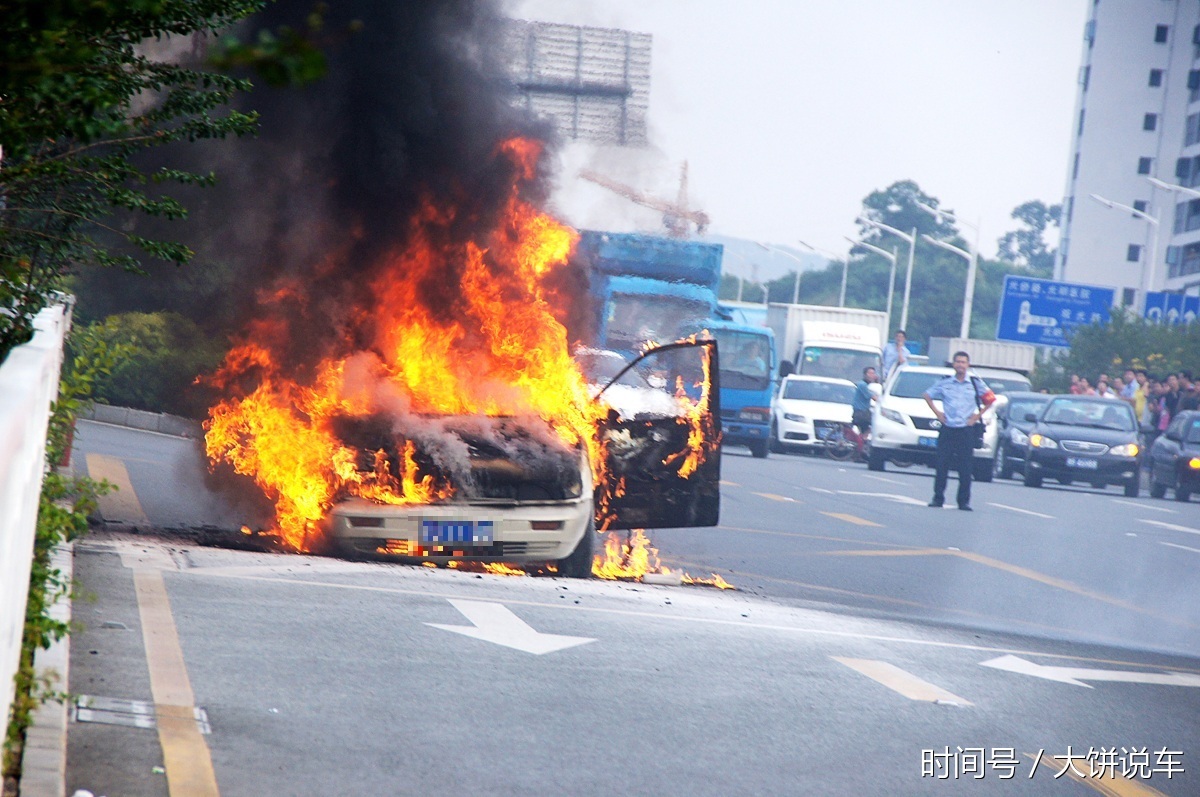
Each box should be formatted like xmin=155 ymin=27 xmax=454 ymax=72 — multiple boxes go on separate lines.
xmin=1009 ymin=428 xmax=1029 ymax=446
xmin=1109 ymin=443 xmax=1139 ymax=457
xmin=783 ymin=413 xmax=806 ymax=422
xmin=1029 ymin=433 xmax=1057 ymax=449
xmin=880 ymin=407 xmax=905 ymax=425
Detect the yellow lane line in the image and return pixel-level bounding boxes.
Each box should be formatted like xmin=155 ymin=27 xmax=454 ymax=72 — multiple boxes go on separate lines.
xmin=752 ymin=492 xmax=802 ymax=503
xmin=812 ymin=548 xmax=950 ymax=558
xmin=134 ymin=569 xmax=220 ymax=796
xmin=85 ymin=453 xmax=149 ymax=526
xmin=717 ymin=525 xmax=937 ymax=549
xmin=832 ymin=658 xmax=971 ymax=705
xmin=820 ymin=511 xmax=882 ymax=527
xmin=1027 ymin=753 xmax=1171 ymax=796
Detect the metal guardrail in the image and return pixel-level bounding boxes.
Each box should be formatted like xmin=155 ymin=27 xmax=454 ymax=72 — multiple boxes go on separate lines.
xmin=0 ymin=304 xmax=69 ymax=733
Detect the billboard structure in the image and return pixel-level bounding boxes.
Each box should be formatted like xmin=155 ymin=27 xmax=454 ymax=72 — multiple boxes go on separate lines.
xmin=506 ymin=21 xmax=651 ymax=146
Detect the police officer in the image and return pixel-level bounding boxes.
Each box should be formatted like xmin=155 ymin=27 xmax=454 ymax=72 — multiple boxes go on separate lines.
xmin=923 ymin=351 xmax=990 ymax=511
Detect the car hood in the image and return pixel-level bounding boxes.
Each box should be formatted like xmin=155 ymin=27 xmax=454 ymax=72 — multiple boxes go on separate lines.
xmin=1034 ymin=422 xmax=1138 ymax=445
xmin=775 ymin=398 xmax=852 ymax=422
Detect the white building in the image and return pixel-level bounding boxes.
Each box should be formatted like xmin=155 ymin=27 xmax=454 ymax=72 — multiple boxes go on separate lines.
xmin=1057 ymin=0 xmax=1200 ymax=307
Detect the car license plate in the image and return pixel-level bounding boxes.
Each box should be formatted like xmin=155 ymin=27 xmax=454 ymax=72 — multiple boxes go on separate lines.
xmin=1066 ymin=457 xmax=1099 ymax=470
xmin=420 ymin=519 xmax=494 ymax=545
xmin=918 ymin=436 xmax=938 ymax=448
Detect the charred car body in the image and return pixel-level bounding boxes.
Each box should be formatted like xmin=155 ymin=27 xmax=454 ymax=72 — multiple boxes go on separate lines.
xmin=324 ymin=340 xmax=721 ymax=576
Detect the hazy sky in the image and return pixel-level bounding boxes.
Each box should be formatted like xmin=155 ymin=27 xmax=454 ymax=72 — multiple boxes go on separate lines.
xmin=507 ymin=0 xmax=1089 ymax=262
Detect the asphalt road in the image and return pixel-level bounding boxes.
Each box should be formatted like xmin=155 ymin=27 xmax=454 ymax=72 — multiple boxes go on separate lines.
xmin=63 ymin=420 xmax=1200 ymax=795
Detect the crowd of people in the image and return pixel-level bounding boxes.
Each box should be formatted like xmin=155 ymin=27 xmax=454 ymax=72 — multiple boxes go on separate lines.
xmin=1068 ymin=368 xmax=1200 ymax=436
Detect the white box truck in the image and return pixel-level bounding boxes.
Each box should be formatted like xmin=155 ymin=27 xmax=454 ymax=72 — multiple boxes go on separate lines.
xmin=926 ymin=337 xmax=1036 ymax=375
xmin=767 ymin=304 xmax=887 ymax=381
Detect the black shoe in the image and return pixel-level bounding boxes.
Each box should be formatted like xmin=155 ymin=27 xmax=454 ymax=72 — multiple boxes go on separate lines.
xmin=928 ymin=500 xmax=943 ymax=508
xmin=958 ymin=505 xmax=973 ymax=511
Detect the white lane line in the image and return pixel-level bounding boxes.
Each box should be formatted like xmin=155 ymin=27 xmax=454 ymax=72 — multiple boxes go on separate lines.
xmin=808 ymin=486 xmax=835 ymax=494
xmin=1160 ymin=541 xmax=1200 ymax=555
xmin=752 ymin=492 xmax=802 ymax=503
xmin=862 ymin=474 xmax=904 ymax=485
xmin=1139 ymin=519 xmax=1200 ymax=537
xmin=837 ymin=490 xmax=926 ymax=506
xmin=1112 ymin=498 xmax=1175 ymax=514
xmin=986 ymin=503 xmax=1055 ymax=519
xmin=833 ymin=658 xmax=972 ymax=705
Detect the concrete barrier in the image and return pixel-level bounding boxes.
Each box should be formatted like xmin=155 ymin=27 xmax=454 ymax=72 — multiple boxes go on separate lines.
xmin=80 ymin=403 xmax=203 ymax=439
xmin=0 ymin=305 xmax=69 ymax=734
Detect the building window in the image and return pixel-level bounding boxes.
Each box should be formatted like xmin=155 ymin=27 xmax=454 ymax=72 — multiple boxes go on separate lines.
xmin=1138 ymin=157 xmax=1153 ymax=175
xmin=1150 ymin=68 xmax=1164 ymax=87
xmin=1123 ymin=288 xmax=1136 ymax=307
xmin=1144 ymin=113 xmax=1158 ymax=131
xmin=1128 ymin=244 xmax=1143 ymax=262
xmin=1066 ymin=196 xmax=1075 ymax=223
xmin=1079 ymin=110 xmax=1086 ymax=135
xmin=1073 ymin=153 xmax=1081 ymax=179
xmin=1080 ymin=65 xmax=1091 ymax=90
xmin=1133 ymin=200 xmax=1148 ymax=215
xmin=1188 ymin=113 xmax=1200 ymax=146
xmin=1155 ymin=24 xmax=1169 ymax=43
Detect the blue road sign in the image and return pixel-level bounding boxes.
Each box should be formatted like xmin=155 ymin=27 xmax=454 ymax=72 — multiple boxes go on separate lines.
xmin=1143 ymin=292 xmax=1200 ymax=325
xmin=996 ymin=276 xmax=1115 ymax=348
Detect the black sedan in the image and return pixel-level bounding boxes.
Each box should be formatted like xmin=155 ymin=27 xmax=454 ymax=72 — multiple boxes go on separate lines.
xmin=1147 ymin=410 xmax=1200 ymax=502
xmin=992 ymin=391 xmax=1052 ymax=480
xmin=1022 ymin=396 xmax=1144 ymax=497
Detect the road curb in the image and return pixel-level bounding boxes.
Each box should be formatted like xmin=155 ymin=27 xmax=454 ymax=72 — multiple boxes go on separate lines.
xmin=18 ymin=543 xmax=73 ymax=797
xmin=79 ymin=404 xmax=203 ymax=439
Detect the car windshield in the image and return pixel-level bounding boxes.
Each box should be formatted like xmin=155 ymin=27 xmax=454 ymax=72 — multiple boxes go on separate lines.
xmin=1007 ymin=397 xmax=1049 ymax=421
xmin=605 ymin=294 xmax=709 ymax=352
xmin=889 ymin=371 xmax=945 ymax=399
xmin=1043 ymin=397 xmax=1135 ymax=430
xmin=979 ymin=376 xmax=1031 ymax=394
xmin=712 ymin=328 xmax=770 ymax=390
xmin=575 ymin=350 xmax=648 ymax=389
xmin=1187 ymin=417 xmax=1200 ymax=443
xmin=781 ymin=379 xmax=855 ymax=404
xmin=798 ymin=346 xmax=879 ymax=381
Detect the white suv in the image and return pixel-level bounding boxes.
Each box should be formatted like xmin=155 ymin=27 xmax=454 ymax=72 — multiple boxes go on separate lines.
xmin=867 ymin=365 xmax=1030 ymax=481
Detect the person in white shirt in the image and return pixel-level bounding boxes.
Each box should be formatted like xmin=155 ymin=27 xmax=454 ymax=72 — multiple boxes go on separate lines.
xmin=881 ymin=329 xmax=912 ymax=380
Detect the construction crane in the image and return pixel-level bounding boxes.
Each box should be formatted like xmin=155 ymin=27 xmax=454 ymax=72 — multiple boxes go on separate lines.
xmin=579 ymin=162 xmax=710 ymax=238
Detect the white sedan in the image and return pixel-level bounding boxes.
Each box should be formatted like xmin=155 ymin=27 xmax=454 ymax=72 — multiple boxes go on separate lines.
xmin=770 ymin=375 xmax=857 ymax=453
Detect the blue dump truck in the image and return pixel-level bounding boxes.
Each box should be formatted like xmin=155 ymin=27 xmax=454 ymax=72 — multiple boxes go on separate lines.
xmin=575 ymin=230 xmax=778 ymax=458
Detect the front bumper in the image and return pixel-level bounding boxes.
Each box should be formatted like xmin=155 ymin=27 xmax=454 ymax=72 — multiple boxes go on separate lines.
xmin=724 ymin=420 xmax=770 ymax=446
xmin=1026 ymin=449 xmax=1140 ymax=485
xmin=872 ymin=413 xmax=994 ymax=463
xmin=326 ymin=496 xmax=592 ymax=563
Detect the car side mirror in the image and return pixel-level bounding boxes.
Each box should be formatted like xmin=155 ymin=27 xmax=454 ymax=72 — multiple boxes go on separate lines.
xmin=779 ymin=360 xmax=794 ymax=378
xmin=1024 ymin=413 xmax=1038 ymax=423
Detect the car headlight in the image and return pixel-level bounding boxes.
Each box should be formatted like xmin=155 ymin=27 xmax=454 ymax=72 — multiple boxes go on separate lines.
xmin=1109 ymin=443 xmax=1139 ymax=457
xmin=1029 ymin=433 xmax=1057 ymax=449
xmin=1188 ymin=457 xmax=1200 ymax=470
xmin=1010 ymin=428 xmax=1029 ymax=446
xmin=783 ymin=413 xmax=806 ymax=422
xmin=880 ymin=407 xmax=905 ymax=424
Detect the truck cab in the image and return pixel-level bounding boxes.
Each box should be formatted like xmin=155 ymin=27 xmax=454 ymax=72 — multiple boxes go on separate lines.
xmin=706 ymin=318 xmax=777 ymax=458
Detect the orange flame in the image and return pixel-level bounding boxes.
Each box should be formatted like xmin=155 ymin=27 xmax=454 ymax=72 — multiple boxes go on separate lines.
xmin=592 ymin=528 xmax=735 ymax=589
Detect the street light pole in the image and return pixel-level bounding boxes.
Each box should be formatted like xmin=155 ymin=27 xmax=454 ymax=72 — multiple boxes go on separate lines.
xmin=915 ymin=202 xmax=981 ymax=339
xmin=1090 ymin=193 xmax=1160 ymax=314
xmin=756 ymin=242 xmax=807 ymax=304
xmin=848 ymin=237 xmax=899 ymax=333
xmin=920 ymin=234 xmax=976 ymax=338
xmin=856 ymin=217 xmax=916 ymax=330
xmin=796 ymin=239 xmax=848 ymax=305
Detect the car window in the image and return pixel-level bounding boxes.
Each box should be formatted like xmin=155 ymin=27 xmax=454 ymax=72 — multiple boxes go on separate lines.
xmin=980 ymin=376 xmax=1032 ymax=394
xmin=712 ymin=328 xmax=771 ymax=390
xmin=889 ymin=371 xmax=945 ymax=399
xmin=1043 ymin=397 xmax=1134 ymax=430
xmin=781 ymin=380 xmax=855 ymax=404
xmin=1184 ymin=417 xmax=1200 ymax=443
xmin=1007 ymin=398 xmax=1048 ymax=421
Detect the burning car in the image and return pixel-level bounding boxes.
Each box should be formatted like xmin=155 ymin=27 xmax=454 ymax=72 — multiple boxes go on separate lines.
xmin=323 ymin=341 xmax=720 ymax=577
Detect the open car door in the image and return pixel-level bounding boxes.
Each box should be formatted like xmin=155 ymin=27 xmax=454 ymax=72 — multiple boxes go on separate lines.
xmin=593 ymin=339 xmax=721 ymax=530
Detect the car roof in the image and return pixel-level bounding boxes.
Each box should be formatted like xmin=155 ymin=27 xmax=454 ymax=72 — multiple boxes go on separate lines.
xmin=1045 ymin=395 xmax=1133 ymax=406
xmin=1002 ymin=391 xmax=1053 ymax=400
xmin=782 ymin=375 xmax=855 ymax=387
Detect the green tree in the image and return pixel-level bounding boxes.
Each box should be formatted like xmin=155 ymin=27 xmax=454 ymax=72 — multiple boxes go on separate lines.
xmin=996 ymin=200 xmax=1061 ymax=277
xmin=856 ymin=180 xmax=960 ymax=244
xmin=1035 ymin=311 xmax=1200 ymax=391
xmin=0 ymin=0 xmax=263 ymax=363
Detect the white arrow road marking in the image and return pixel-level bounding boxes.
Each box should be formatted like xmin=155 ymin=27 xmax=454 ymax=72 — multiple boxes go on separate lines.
xmin=833 ymin=658 xmax=971 ymax=705
xmin=986 ymin=503 xmax=1055 ymax=519
xmin=1138 ymin=519 xmax=1200 ymax=536
xmin=980 ymin=654 xmax=1200 ymax=689
xmin=836 ymin=490 xmax=926 ymax=506
xmin=426 ymin=599 xmax=596 ymax=655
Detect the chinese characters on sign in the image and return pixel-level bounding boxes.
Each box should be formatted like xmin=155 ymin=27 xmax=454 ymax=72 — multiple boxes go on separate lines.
xmin=996 ymin=276 xmax=1116 ymax=348
xmin=920 ymin=746 xmax=1185 ymax=780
